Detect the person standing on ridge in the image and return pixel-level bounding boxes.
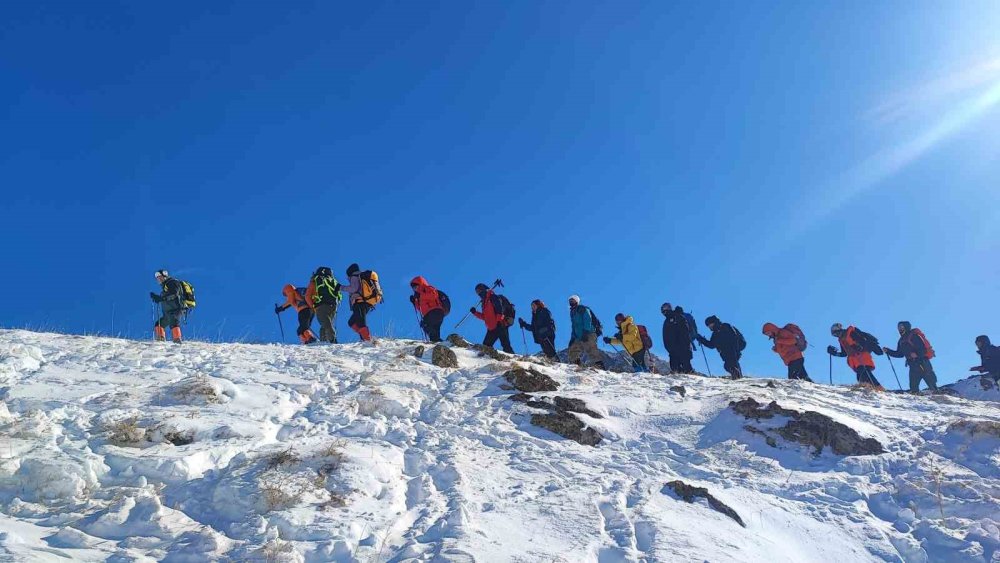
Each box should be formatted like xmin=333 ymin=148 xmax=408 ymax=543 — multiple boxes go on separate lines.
xmin=341 ymin=263 xmax=382 ymax=342
xmin=276 ymin=284 xmax=317 ymax=345
xmin=676 ymin=306 xmax=700 ymax=353
xmin=305 ymin=267 xmax=341 ymax=343
xmin=567 ymin=295 xmax=604 ymax=369
xmin=470 ymin=282 xmax=515 ymax=353
xmin=971 ymin=335 xmax=1000 ymax=383
xmin=409 ymin=276 xmax=447 ymax=343
xmin=605 ymin=313 xmax=647 ymax=372
xmin=150 ymin=269 xmax=185 ymax=344
xmin=519 ymin=299 xmax=557 ymax=359
xmin=882 ymin=321 xmax=938 ymax=393
xmin=697 ymin=315 xmax=745 ymax=379
xmin=762 ymin=322 xmax=812 ymax=381
xmin=827 ymin=323 xmax=884 ymax=389
xmin=661 ymin=303 xmax=694 ymax=373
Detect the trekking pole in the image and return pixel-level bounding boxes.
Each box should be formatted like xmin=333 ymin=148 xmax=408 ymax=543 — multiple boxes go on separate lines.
xmin=699 ymin=343 xmax=713 ymax=377
xmin=413 ymin=306 xmax=428 ymax=342
xmin=609 ymin=342 xmax=639 ymax=369
xmin=454 ymin=278 xmax=503 ymax=329
xmin=520 ymin=326 xmax=529 ymax=356
xmin=274 ymin=304 xmax=285 ymax=341
xmin=886 ymin=356 xmax=903 ymax=391
xmin=828 ymin=352 xmax=833 ymax=385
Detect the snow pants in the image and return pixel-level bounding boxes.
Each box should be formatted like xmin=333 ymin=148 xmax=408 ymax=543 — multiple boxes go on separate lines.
xmin=788 ymin=358 xmax=811 ymax=381
xmin=854 ymin=365 xmax=882 ymax=387
xmin=669 ymin=354 xmax=694 ymax=373
xmin=908 ymin=358 xmax=938 ymax=393
xmin=568 ymin=333 xmax=602 ymax=367
xmin=631 ymin=350 xmax=648 ymax=372
xmin=314 ymin=303 xmax=338 ymax=343
xmin=723 ymin=358 xmax=743 ymax=379
xmin=484 ymin=325 xmax=515 ymax=354
xmin=296 ymin=308 xmax=314 ymax=337
xmin=421 ymin=309 xmax=444 ymax=343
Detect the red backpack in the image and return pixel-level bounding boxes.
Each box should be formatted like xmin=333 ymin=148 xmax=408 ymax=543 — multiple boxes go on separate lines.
xmin=637 ymin=325 xmax=653 ymax=351
xmin=912 ymin=328 xmax=935 ymax=359
xmin=784 ymin=323 xmax=807 ymax=351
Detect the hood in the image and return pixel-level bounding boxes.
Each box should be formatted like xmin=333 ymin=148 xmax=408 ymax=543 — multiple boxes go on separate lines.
xmin=282 ymin=284 xmax=297 ymax=297
xmin=346 ymin=263 xmax=360 ymax=277
xmin=410 ymin=276 xmax=429 ymax=287
xmin=762 ymin=322 xmax=779 ymax=337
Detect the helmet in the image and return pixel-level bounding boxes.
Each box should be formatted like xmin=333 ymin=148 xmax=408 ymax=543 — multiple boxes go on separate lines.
xmin=830 ymin=323 xmax=844 ymax=336
xmin=155 ymin=269 xmax=169 ymax=279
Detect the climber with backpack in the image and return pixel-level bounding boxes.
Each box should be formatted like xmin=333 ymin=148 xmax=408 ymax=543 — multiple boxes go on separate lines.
xmin=970 ymin=335 xmax=1000 ymax=384
xmin=827 ymin=323 xmax=884 ymax=389
xmin=604 ymin=313 xmax=647 ymax=372
xmin=470 ymin=282 xmax=515 ymax=353
xmin=762 ymin=322 xmax=812 ymax=382
xmin=305 ymin=267 xmax=342 ymax=343
xmin=882 ymin=321 xmax=938 ymax=393
xmin=519 ymin=299 xmax=557 ymax=359
xmin=409 ymin=276 xmax=448 ymax=343
xmin=567 ymin=295 xmax=605 ymax=369
xmin=150 ymin=269 xmax=192 ymax=344
xmin=662 ymin=303 xmax=695 ymax=373
xmin=697 ymin=315 xmax=744 ymax=379
xmin=276 ymin=284 xmax=317 ymax=345
xmin=340 ymin=263 xmax=382 ymax=342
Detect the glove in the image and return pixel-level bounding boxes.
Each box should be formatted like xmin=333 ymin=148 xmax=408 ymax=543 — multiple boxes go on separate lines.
xmin=274 ymin=305 xmax=282 ymax=315
xmin=149 ymin=292 xmax=159 ymax=302
xmin=409 ymin=295 xmax=417 ymax=305
xmin=518 ymin=318 xmax=527 ymax=329
xmin=469 ymin=307 xmax=477 ymax=314
xmin=827 ymin=345 xmax=837 ymax=355
xmin=602 ymin=337 xmax=611 ymax=344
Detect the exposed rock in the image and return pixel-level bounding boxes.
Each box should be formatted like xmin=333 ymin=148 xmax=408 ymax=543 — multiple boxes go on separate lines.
xmin=472 ymin=344 xmax=506 ymax=361
xmin=670 ymin=385 xmax=687 ymax=397
xmin=766 ymin=380 xmax=777 ymax=389
xmin=446 ymin=334 xmax=471 ymax=348
xmin=980 ymin=376 xmax=996 ymax=391
xmin=498 ymin=384 xmax=514 ymax=391
xmin=663 ymin=480 xmax=745 ymax=528
xmin=431 ymin=345 xmax=459 ymax=369
xmin=553 ymin=396 xmax=602 ymax=419
xmin=503 ymin=366 xmax=559 ymax=392
xmin=730 ymin=397 xmax=885 ymax=456
xmin=948 ymin=419 xmax=1000 ymax=439
xmin=413 ymin=346 xmax=426 ymax=358
xmin=530 ymin=412 xmax=602 ymax=446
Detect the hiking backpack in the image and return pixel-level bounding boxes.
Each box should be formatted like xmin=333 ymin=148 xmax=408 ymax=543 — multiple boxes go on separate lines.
xmin=496 ymin=294 xmax=516 ymax=327
xmin=590 ymin=309 xmax=603 ymax=337
xmin=912 ymin=328 xmax=935 ymax=359
xmin=179 ymin=280 xmax=196 ymax=309
xmin=637 ymin=325 xmax=653 ymax=351
xmin=733 ymin=325 xmax=747 ymax=352
xmin=852 ymin=328 xmax=883 ymax=355
xmin=359 ymin=270 xmax=383 ymax=305
xmin=312 ymin=270 xmax=342 ymax=306
xmin=785 ymin=323 xmax=807 ymax=351
xmin=437 ymin=289 xmax=451 ymax=316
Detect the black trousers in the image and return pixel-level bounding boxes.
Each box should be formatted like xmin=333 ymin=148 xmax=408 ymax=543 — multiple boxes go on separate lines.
xmin=788 ymin=358 xmax=811 ymax=381
xmin=421 ymin=309 xmax=444 ymax=342
xmin=157 ymin=307 xmax=183 ymax=329
xmin=723 ymin=359 xmax=743 ymax=379
xmin=296 ymin=308 xmax=314 ymax=336
xmin=669 ymin=354 xmax=694 ymax=373
xmin=484 ymin=325 xmax=515 ymax=354
xmin=538 ymin=336 xmax=558 ymax=359
xmin=349 ymin=302 xmax=372 ymax=329
xmin=855 ymin=365 xmax=882 ymax=387
xmin=908 ymin=358 xmax=937 ymax=392
xmin=632 ymin=350 xmax=648 ymax=372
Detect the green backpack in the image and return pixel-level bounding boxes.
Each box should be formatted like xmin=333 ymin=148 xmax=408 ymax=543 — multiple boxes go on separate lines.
xmin=312 ymin=268 xmax=342 ymax=306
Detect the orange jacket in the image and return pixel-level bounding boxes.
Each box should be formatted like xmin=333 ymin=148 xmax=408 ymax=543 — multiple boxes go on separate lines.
xmin=282 ymin=284 xmax=310 ymax=312
xmin=763 ymin=323 xmax=802 ymax=366
xmin=410 ymin=276 xmax=444 ymax=316
xmin=839 ymin=326 xmax=875 ymax=371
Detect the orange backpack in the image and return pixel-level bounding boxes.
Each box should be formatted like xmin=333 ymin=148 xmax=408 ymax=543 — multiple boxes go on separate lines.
xmin=912 ymin=328 xmax=935 ymax=359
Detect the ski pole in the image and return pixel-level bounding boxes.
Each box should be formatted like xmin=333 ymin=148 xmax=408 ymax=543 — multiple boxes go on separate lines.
xmin=413 ymin=306 xmax=428 ymax=342
xmin=609 ymin=342 xmax=639 ymax=369
xmin=520 ymin=326 xmax=529 ymax=356
xmin=828 ymin=352 xmax=833 ymax=385
xmin=886 ymin=356 xmax=903 ymax=391
xmin=699 ymin=343 xmax=713 ymax=377
xmin=274 ymin=304 xmax=285 ymax=341
xmin=454 ymin=278 xmax=503 ymax=329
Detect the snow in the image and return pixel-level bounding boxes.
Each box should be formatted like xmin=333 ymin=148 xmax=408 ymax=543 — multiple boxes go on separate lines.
xmin=0 ymin=328 xmax=998 ymax=562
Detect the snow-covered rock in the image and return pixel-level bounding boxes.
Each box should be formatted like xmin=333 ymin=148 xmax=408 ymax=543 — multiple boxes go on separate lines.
xmin=0 ymin=328 xmax=997 ymax=562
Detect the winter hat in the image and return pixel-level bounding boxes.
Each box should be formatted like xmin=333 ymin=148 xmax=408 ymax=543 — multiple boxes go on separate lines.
xmin=475 ymin=283 xmax=488 ymax=294
xmin=705 ymin=315 xmax=720 ymax=328
xmin=155 ymin=269 xmax=169 ymax=278
xmin=346 ymin=263 xmax=360 ymax=277
xmin=830 ymin=323 xmax=844 ymax=336
xmin=568 ymin=295 xmax=580 ymax=305
xmin=897 ymin=321 xmax=912 ymax=332
xmin=976 ymin=335 xmax=991 ymax=347
xmin=615 ymin=313 xmax=625 ymax=323
xmin=660 ymin=302 xmax=673 ymax=314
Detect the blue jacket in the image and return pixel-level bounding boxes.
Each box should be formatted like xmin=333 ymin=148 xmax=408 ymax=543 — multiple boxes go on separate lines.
xmin=570 ymin=305 xmax=595 ymax=342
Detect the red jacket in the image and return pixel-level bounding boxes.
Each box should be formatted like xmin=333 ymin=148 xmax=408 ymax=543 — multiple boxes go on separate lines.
xmin=410 ymin=276 xmax=444 ymax=316
xmin=472 ymin=290 xmax=505 ymax=330
xmin=839 ymin=326 xmax=875 ymax=371
xmin=763 ymin=323 xmax=802 ymax=366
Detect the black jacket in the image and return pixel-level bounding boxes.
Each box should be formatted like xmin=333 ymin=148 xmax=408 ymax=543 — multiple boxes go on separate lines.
xmin=976 ymin=344 xmax=1000 ymax=376
xmin=885 ymin=330 xmax=928 ymax=366
xmin=663 ymin=312 xmax=694 ymax=359
xmin=521 ymin=307 xmax=556 ymax=345
xmin=153 ymin=277 xmax=184 ymax=312
xmin=697 ymin=323 xmax=741 ymax=363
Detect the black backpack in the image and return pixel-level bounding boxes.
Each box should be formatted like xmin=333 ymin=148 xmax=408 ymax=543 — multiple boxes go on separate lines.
xmin=589 ymin=309 xmax=603 ymax=337
xmin=438 ymin=290 xmax=451 ymax=315
xmin=853 ymin=328 xmax=884 ymax=355
xmin=496 ymin=294 xmax=516 ymax=327
xmin=312 ymin=268 xmax=342 ymax=306
xmin=732 ymin=325 xmax=747 ymax=352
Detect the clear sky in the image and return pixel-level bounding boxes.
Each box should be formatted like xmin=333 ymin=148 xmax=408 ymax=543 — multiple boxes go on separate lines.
xmin=2 ymin=1 xmax=998 ymax=385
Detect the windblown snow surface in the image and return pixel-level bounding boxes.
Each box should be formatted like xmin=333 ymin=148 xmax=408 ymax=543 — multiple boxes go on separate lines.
xmin=0 ymin=329 xmax=998 ymax=562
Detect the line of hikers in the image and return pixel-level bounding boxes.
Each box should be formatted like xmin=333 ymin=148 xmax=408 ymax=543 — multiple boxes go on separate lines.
xmin=150 ymin=270 xmax=1000 ymax=393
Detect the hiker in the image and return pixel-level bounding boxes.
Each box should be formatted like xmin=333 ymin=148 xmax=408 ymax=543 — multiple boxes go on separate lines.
xmin=341 ymin=263 xmax=382 ymax=342
xmin=409 ymin=276 xmax=447 ymax=342
xmin=676 ymin=306 xmax=700 ymax=352
xmin=971 ymin=335 xmax=1000 ymax=383
xmin=605 ymin=313 xmax=647 ymax=372
xmin=827 ymin=323 xmax=884 ymax=389
xmin=305 ymin=267 xmax=341 ymax=343
xmin=661 ymin=303 xmax=694 ymax=373
xmin=275 ymin=284 xmax=317 ymax=344
xmin=150 ymin=269 xmax=186 ymax=344
xmin=762 ymin=323 xmax=812 ymax=382
xmin=882 ymin=321 xmax=938 ymax=393
xmin=696 ymin=315 xmax=744 ymax=379
xmin=470 ymin=282 xmax=515 ymax=353
xmin=519 ymin=299 xmax=557 ymax=359
xmin=567 ymin=295 xmax=604 ymax=368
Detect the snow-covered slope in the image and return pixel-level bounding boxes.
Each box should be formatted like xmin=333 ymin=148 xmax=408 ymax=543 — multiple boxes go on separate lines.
xmin=0 ymin=329 xmax=998 ymax=562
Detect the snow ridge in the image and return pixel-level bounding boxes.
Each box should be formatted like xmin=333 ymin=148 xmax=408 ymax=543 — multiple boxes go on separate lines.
xmin=0 ymin=329 xmax=998 ymax=562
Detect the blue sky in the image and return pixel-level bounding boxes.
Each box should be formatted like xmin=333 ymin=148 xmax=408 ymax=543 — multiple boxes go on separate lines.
xmin=2 ymin=1 xmax=998 ymax=385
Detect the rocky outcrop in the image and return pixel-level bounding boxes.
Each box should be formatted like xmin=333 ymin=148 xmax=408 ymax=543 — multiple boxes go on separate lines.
xmin=509 ymin=394 xmax=602 ymax=419
xmin=670 ymin=385 xmax=686 ymax=398
xmin=446 ymin=334 xmax=471 ymax=348
xmin=531 ymin=412 xmax=603 ymax=446
xmin=730 ymin=398 xmax=884 ymax=456
xmin=503 ymin=366 xmax=559 ymax=392
xmin=663 ymin=480 xmax=745 ymax=528
xmin=431 ymin=345 xmax=459 ymax=369
xmin=472 ymin=344 xmax=506 ymax=361
xmin=413 ymin=346 xmax=425 ymax=358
